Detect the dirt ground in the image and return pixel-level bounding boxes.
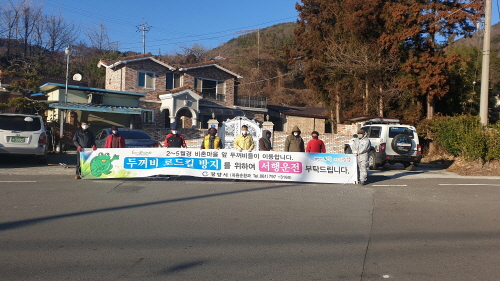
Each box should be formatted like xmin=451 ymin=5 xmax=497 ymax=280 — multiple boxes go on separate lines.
xmin=422 ymin=153 xmax=500 ymax=176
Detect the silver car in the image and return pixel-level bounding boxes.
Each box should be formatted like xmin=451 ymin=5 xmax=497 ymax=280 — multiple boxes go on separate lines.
xmin=0 ymin=114 xmax=48 ymax=163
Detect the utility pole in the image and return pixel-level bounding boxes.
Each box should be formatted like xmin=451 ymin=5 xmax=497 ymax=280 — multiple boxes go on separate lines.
xmin=480 ymin=0 xmax=492 ymax=126
xmin=136 ymin=19 xmax=151 ymax=54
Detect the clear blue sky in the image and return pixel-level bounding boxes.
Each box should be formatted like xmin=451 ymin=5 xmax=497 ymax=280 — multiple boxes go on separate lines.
xmin=43 ymin=0 xmax=500 ymax=55
xmin=43 ymin=0 xmax=301 ymax=55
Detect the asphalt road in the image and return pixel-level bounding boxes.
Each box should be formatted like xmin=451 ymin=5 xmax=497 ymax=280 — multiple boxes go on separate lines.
xmin=1 ymin=153 xmax=500 ymax=280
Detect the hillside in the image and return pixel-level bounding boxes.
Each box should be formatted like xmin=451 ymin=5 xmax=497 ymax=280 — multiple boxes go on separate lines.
xmin=204 ymin=22 xmax=318 ymax=107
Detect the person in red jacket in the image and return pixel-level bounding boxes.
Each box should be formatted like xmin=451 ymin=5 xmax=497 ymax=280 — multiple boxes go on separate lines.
xmin=104 ymin=126 xmax=126 ymax=148
xmin=163 ymin=127 xmax=187 ymax=148
xmin=306 ymin=131 xmax=326 ymax=153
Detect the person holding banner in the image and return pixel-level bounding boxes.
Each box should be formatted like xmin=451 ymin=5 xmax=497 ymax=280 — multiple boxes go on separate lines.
xmin=284 ymin=125 xmax=305 ymax=152
xmin=350 ymin=129 xmax=371 ymax=185
xmin=73 ymin=121 xmax=97 ymax=180
xmin=164 ymin=127 xmax=187 ymax=148
xmin=234 ymin=125 xmax=254 ymax=152
xmin=306 ymin=131 xmax=326 ymax=153
xmin=104 ymin=126 xmax=126 ymax=148
xmin=201 ymin=127 xmax=223 ymax=149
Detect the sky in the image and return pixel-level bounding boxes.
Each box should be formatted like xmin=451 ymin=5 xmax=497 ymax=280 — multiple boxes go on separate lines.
xmin=42 ymin=0 xmax=301 ymax=55
xmin=42 ymin=0 xmax=500 ymax=55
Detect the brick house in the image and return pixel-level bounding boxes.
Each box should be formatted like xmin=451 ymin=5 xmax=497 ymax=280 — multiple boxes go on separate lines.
xmin=97 ymin=53 xmax=268 ymax=131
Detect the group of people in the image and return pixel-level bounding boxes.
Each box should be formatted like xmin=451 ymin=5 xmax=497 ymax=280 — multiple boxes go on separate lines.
xmin=72 ymin=122 xmax=371 ymax=184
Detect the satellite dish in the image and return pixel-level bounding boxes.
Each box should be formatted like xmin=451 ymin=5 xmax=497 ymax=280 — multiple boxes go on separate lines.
xmin=73 ymin=73 xmax=82 ymax=81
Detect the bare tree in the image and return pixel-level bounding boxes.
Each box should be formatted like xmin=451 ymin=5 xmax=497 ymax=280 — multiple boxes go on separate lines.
xmin=0 ymin=0 xmax=21 ymax=57
xmin=18 ymin=0 xmax=43 ymax=57
xmin=43 ymin=13 xmax=78 ymax=52
xmin=85 ymin=22 xmax=112 ymax=51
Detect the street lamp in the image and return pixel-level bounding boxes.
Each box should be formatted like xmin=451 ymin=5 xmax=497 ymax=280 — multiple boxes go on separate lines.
xmin=59 ymin=44 xmax=72 ymax=153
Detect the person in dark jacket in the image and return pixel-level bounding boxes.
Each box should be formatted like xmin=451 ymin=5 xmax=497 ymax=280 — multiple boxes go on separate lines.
xmin=201 ymin=127 xmax=223 ymax=149
xmin=306 ymin=131 xmax=326 ymax=153
xmin=259 ymin=130 xmax=273 ymax=151
xmin=73 ymin=121 xmax=97 ymax=179
xmin=104 ymin=126 xmax=126 ymax=148
xmin=164 ymin=127 xmax=187 ymax=148
xmin=284 ymin=125 xmax=305 ymax=152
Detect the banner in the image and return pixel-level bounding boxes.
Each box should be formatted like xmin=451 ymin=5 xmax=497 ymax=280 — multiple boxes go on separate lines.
xmin=79 ymin=148 xmax=358 ymax=184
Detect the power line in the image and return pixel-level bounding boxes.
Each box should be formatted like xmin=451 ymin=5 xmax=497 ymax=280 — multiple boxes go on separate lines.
xmin=136 ymin=19 xmax=152 ymax=54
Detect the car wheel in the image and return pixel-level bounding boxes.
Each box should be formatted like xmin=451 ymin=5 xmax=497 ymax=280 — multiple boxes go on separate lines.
xmin=368 ymin=151 xmax=379 ymax=170
xmin=391 ymin=134 xmax=412 ymax=155
xmin=36 ymin=153 xmax=48 ymax=164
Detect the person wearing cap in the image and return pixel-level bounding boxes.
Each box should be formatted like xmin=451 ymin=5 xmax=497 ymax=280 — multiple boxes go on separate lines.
xmin=234 ymin=125 xmax=254 ymax=152
xmin=164 ymin=127 xmax=187 ymax=148
xmin=201 ymin=127 xmax=223 ymax=149
xmin=306 ymin=131 xmax=326 ymax=153
xmin=73 ymin=121 xmax=97 ymax=180
xmin=349 ymin=128 xmax=371 ymax=185
xmin=104 ymin=126 xmax=126 ymax=148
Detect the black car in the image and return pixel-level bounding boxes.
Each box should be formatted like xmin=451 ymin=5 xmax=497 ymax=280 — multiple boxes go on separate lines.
xmin=95 ymin=129 xmax=160 ymax=148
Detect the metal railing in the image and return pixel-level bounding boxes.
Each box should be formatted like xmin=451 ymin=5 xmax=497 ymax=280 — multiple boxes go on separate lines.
xmin=235 ymin=95 xmax=267 ymax=108
xmin=203 ymin=92 xmax=225 ymax=101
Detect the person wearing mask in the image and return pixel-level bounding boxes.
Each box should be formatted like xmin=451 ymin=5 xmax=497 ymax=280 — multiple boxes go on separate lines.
xmin=259 ymin=130 xmax=273 ymax=151
xmin=104 ymin=126 xmax=126 ymax=148
xmin=284 ymin=125 xmax=305 ymax=152
xmin=201 ymin=127 xmax=223 ymax=149
xmin=73 ymin=121 xmax=97 ymax=179
xmin=349 ymin=129 xmax=371 ymax=185
xmin=164 ymin=127 xmax=187 ymax=148
xmin=234 ymin=125 xmax=254 ymax=152
xmin=306 ymin=131 xmax=326 ymax=153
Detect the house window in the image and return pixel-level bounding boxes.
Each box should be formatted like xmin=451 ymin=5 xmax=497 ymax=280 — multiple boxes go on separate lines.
xmin=195 ymin=78 xmax=225 ymax=101
xmin=166 ymin=73 xmax=181 ymax=90
xmin=138 ymin=71 xmax=155 ymax=89
xmin=141 ymin=110 xmax=154 ymax=123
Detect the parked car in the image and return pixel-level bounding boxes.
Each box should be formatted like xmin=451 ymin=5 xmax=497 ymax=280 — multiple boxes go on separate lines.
xmin=344 ymin=118 xmax=422 ymax=171
xmin=95 ymin=128 xmax=160 ymax=148
xmin=0 ymin=113 xmax=48 ymax=163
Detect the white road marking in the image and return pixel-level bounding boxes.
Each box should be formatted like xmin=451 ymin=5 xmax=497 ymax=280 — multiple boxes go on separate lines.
xmin=372 ymin=185 xmax=407 ymax=187
xmin=0 ymin=181 xmax=37 ymax=183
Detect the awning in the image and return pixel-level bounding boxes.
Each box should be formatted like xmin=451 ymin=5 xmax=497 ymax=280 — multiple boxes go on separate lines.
xmin=49 ymin=102 xmax=142 ymax=115
xmin=199 ymin=107 xmax=244 ymax=116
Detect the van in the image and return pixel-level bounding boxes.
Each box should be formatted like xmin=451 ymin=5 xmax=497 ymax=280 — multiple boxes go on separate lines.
xmin=0 ymin=114 xmax=48 ymax=163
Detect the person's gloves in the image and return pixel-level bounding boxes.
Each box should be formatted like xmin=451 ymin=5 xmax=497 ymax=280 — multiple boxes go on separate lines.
xmin=77 ymin=146 xmax=82 ymax=152
xmin=92 ymin=145 xmax=97 ymax=151
xmin=247 ymin=150 xmax=252 ymax=152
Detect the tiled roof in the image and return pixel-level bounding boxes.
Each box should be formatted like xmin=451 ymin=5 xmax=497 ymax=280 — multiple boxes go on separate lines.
xmin=97 ymin=53 xmax=175 ymax=71
xmin=267 ymin=105 xmax=329 ymax=119
xmin=178 ymin=61 xmax=243 ymax=79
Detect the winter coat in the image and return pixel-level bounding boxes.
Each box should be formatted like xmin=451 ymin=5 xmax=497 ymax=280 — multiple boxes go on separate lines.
xmin=104 ymin=134 xmax=126 ymax=148
xmin=73 ymin=129 xmax=96 ymax=148
xmin=306 ymin=138 xmax=326 ymax=153
xmin=259 ymin=130 xmax=272 ymax=151
xmin=164 ymin=134 xmax=186 ymax=148
xmin=284 ymin=125 xmax=305 ymax=152
xmin=234 ymin=134 xmax=254 ymax=150
xmin=201 ymin=135 xmax=223 ymax=149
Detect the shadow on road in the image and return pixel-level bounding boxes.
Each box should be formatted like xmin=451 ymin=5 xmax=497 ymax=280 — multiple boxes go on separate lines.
xmin=0 ymin=183 xmax=297 ymax=232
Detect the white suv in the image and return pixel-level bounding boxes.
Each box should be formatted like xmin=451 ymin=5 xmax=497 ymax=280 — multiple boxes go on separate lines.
xmin=0 ymin=113 xmax=48 ymax=163
xmin=345 ymin=118 xmax=422 ymax=171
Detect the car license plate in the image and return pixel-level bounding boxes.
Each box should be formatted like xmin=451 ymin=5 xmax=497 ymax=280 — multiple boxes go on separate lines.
xmin=11 ymin=137 xmax=25 ymax=143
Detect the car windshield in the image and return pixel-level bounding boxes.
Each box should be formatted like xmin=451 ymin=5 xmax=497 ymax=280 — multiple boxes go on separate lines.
xmin=0 ymin=116 xmax=42 ymax=131
xmin=119 ymin=130 xmax=152 ymax=140
xmin=389 ymin=127 xmax=413 ymax=138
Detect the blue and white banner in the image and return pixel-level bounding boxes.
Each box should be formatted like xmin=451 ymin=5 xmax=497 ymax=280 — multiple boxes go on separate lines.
xmin=79 ymin=148 xmax=358 ymax=184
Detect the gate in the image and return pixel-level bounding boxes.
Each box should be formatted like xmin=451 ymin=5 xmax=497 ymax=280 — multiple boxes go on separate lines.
xmin=220 ymin=116 xmax=261 ymax=150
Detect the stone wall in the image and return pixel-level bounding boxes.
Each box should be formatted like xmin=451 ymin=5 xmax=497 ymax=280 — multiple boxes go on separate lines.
xmin=143 ymin=123 xmax=360 ymax=154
